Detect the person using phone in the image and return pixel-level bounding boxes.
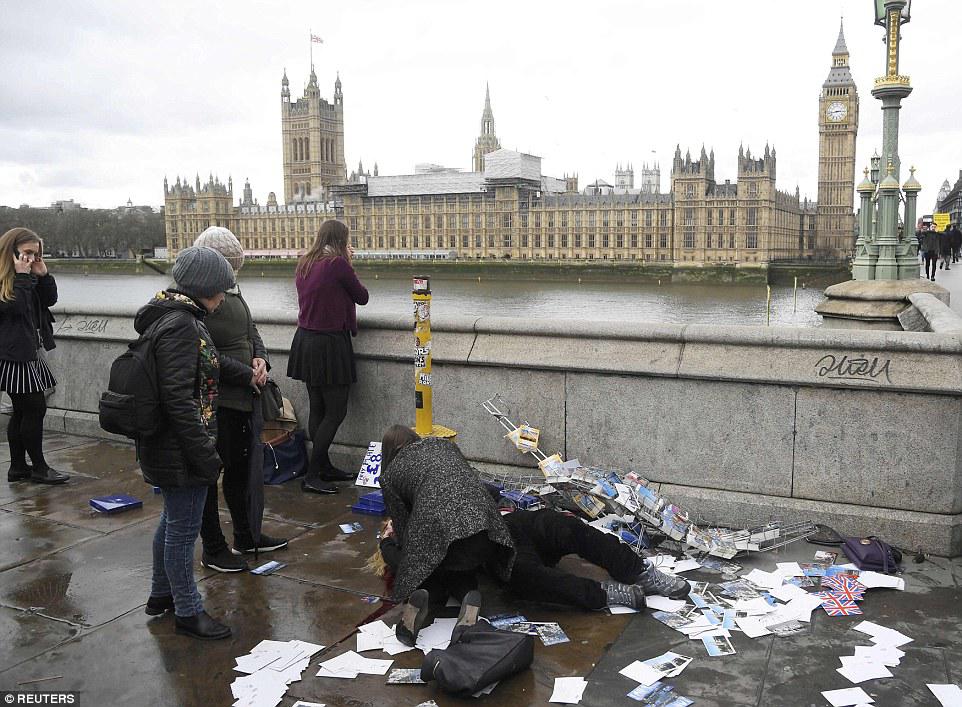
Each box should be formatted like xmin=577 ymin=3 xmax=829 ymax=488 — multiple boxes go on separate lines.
xmin=0 ymin=228 xmax=67 ymax=484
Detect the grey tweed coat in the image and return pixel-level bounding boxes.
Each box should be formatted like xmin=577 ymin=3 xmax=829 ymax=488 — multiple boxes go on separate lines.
xmin=380 ymin=437 xmax=516 ymax=601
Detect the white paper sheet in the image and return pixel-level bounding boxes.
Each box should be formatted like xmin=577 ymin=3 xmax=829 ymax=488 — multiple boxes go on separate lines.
xmin=549 ymin=677 xmax=588 ymax=704
xmin=743 ymin=568 xmax=784 ymax=590
xmin=775 ymin=561 xmax=805 ymax=577
xmin=769 ymin=583 xmax=809 ymax=602
xmin=734 ymin=616 xmax=772 ymax=638
xmin=645 ymin=596 xmax=688 ymax=613
xmin=619 ymin=660 xmax=663 ymax=686
xmin=852 ymin=644 xmax=904 ymax=667
xmin=852 ymin=621 xmax=914 ymax=648
xmin=927 ymin=684 xmax=962 ymax=707
xmin=608 ymin=605 xmax=639 ymax=614
xmin=821 ymin=686 xmax=875 ymax=706
xmin=671 ymin=559 xmax=702 ymax=573
xmin=857 ymin=571 xmax=905 ymax=591
xmin=836 ymin=662 xmax=893 ymax=684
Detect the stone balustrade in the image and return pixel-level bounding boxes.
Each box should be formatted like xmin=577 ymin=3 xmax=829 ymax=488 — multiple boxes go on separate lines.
xmin=44 ymin=304 xmax=962 ymax=555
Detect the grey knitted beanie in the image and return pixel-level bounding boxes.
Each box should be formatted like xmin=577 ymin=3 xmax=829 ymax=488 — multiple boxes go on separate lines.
xmin=171 ymin=246 xmax=235 ymax=299
xmin=194 ymin=226 xmax=245 ymax=272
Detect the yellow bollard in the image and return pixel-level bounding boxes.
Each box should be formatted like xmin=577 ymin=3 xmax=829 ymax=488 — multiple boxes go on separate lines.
xmin=412 ymin=276 xmax=456 ymax=440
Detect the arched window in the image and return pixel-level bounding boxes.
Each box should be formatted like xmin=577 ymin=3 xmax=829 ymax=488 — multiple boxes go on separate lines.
xmin=305 ymin=137 xmax=310 ymax=161
xmin=292 ymin=138 xmax=297 ymax=161
xmin=306 ymin=183 xmax=311 ymax=196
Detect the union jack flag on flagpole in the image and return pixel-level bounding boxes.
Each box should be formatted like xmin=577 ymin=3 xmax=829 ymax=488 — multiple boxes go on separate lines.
xmin=311 ymin=34 xmax=323 ymax=43
xmin=819 ymin=593 xmax=864 ymax=617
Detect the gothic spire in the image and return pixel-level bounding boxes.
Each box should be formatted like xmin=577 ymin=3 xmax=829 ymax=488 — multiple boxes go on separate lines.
xmin=833 ymin=18 xmax=848 ymax=55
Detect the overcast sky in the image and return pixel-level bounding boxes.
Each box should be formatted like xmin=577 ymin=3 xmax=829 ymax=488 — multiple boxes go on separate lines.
xmin=2 ymin=0 xmax=960 ymax=211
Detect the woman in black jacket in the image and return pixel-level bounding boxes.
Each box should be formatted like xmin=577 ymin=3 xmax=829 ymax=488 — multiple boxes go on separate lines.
xmin=139 ymin=246 xmax=252 ymax=640
xmin=0 ymin=228 xmax=67 ymax=485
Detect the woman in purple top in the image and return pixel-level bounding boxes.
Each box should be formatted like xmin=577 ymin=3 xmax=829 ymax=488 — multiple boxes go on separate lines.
xmin=288 ymin=220 xmax=369 ymax=494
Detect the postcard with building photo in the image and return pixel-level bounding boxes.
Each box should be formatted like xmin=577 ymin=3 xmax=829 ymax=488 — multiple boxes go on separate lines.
xmin=702 ymin=634 xmax=736 ymax=657
xmin=650 ymin=611 xmax=694 ymax=630
xmin=387 ymin=668 xmax=425 ymax=684
xmin=536 ymin=623 xmax=570 ymax=646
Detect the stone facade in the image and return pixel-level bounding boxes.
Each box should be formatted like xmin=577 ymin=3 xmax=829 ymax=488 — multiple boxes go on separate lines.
xmin=163 ymin=28 xmax=855 ymax=264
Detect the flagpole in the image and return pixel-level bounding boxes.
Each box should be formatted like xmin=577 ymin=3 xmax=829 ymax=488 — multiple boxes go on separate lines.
xmin=309 ymin=28 xmax=313 ymax=69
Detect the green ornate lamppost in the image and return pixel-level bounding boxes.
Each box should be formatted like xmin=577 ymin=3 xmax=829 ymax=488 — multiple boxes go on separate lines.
xmin=852 ymin=0 xmax=920 ymax=281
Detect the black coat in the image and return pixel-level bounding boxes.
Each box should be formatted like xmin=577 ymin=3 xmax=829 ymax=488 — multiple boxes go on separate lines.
xmin=380 ymin=437 xmax=516 ymax=600
xmin=0 ymin=273 xmax=57 ymax=362
xmin=134 ymin=291 xmax=251 ymax=488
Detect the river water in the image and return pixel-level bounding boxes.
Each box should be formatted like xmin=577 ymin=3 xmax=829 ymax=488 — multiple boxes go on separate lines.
xmin=53 ymin=272 xmax=826 ymax=327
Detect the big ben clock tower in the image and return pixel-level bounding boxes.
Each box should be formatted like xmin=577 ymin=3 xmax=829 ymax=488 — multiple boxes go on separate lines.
xmin=817 ymin=21 xmax=859 ymax=257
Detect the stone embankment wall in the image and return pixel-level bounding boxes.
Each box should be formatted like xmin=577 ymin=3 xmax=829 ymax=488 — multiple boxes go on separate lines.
xmin=44 ymin=303 xmax=962 ymax=555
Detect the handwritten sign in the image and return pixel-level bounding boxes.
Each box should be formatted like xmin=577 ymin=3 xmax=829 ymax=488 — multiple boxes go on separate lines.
xmin=355 ymin=441 xmax=382 ymax=488
xmin=815 ymin=354 xmax=892 ymax=385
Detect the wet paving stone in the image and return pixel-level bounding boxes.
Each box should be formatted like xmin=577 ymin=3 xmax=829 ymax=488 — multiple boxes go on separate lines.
xmin=0 ymin=511 xmax=100 ymax=573
xmin=0 ymin=605 xmax=79 ymax=677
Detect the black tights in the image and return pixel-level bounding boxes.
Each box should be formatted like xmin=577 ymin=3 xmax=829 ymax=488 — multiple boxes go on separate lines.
xmin=6 ymin=391 xmax=49 ymax=471
xmin=306 ymin=384 xmax=350 ymax=479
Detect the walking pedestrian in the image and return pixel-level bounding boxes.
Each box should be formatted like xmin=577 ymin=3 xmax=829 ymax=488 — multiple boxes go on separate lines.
xmin=950 ymin=224 xmax=962 ymax=264
xmin=192 ymin=227 xmax=288 ymax=574
xmin=940 ymin=226 xmax=953 ymax=271
xmin=139 ymin=246 xmax=249 ymax=640
xmin=288 ymin=220 xmax=368 ymax=494
xmin=922 ymin=223 xmax=939 ymax=281
xmin=0 ymin=228 xmax=67 ymax=485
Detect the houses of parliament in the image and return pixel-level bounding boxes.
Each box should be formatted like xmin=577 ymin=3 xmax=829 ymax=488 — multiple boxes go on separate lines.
xmin=163 ymin=25 xmax=858 ymax=264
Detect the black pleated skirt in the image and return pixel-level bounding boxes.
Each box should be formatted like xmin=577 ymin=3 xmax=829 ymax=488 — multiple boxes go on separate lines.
xmin=0 ymin=355 xmax=57 ymax=394
xmin=287 ymin=328 xmax=356 ymax=385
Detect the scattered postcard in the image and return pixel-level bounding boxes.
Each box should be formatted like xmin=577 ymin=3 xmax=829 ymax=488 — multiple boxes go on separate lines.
xmin=338 ymin=522 xmax=363 ymax=534
xmin=927 ymin=684 xmax=962 ymax=707
xmin=857 ymin=571 xmax=906 ymax=591
xmin=650 ymin=611 xmax=694 ymax=631
xmin=671 ymin=558 xmax=701 ymax=573
xmin=770 ymin=583 xmax=809 ymax=603
xmin=488 ymin=613 xmax=527 ymax=629
xmin=251 ymin=560 xmax=286 ymax=575
xmin=852 ymin=644 xmax=904 ymax=666
xmin=415 ymin=618 xmax=457 ymax=654
xmin=643 ymin=652 xmax=693 ymax=678
xmin=702 ymin=634 xmax=736 ymax=657
xmin=821 ymin=686 xmax=875 ymax=706
xmin=734 ymin=616 xmax=771 ymax=638
xmin=291 ymin=702 xmax=326 ymax=707
xmin=620 ymin=660 xmax=664 ymax=687
xmin=836 ymin=661 xmax=893 ymax=684
xmin=744 ymin=568 xmax=784 ymax=590
xmin=608 ymin=605 xmax=640 ymax=615
xmin=502 ymin=622 xmax=541 ymax=636
xmin=813 ymin=550 xmax=838 ymax=566
xmin=536 ymin=623 xmax=570 ymax=646
xmin=718 ymin=579 xmax=761 ymax=600
xmin=775 ymin=561 xmax=805 ymax=577
xmin=627 ymin=681 xmax=694 ymax=705
xmin=767 ymin=619 xmax=807 ymax=637
xmin=852 ymin=621 xmax=913 ymax=648
xmin=549 ymin=676 xmax=588 ymax=704
xmin=387 ymin=668 xmax=425 ymax=684
xmin=696 ymin=558 xmax=742 ymax=575
xmin=786 ymin=575 xmax=816 ymax=588
xmin=232 ymin=639 xmax=325 ymax=707
xmin=645 ymin=596 xmax=688 ymax=613
xmin=316 ymin=650 xmax=392 ymax=679
xmin=688 ymin=581 xmax=710 ymax=596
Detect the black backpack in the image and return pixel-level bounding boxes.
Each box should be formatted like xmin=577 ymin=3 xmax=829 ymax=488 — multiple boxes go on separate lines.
xmin=98 ymin=318 xmax=169 ymax=439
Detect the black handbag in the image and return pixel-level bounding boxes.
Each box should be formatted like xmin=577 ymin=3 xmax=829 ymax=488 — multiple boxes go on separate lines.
xmin=420 ymin=621 xmax=534 ymax=696
xmin=842 ymin=536 xmax=902 ymax=574
xmin=260 ymin=379 xmax=284 ymax=422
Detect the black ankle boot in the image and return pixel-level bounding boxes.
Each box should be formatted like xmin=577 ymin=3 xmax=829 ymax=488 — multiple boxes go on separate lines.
xmin=174 ymin=610 xmax=231 ymax=640
xmin=396 ymin=589 xmax=431 ymax=646
xmin=145 ymin=595 xmax=174 ymax=616
xmin=7 ymin=463 xmax=32 ymax=482
xmin=30 ymin=467 xmax=69 ymax=484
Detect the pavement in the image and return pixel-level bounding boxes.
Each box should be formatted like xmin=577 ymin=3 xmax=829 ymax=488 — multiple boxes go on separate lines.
xmin=0 ymin=431 xmax=960 ymax=707
xmin=924 ymin=254 xmax=962 ymax=315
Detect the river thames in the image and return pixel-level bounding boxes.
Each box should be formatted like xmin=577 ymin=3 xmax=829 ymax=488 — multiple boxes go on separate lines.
xmin=55 ymin=272 xmax=829 ymax=327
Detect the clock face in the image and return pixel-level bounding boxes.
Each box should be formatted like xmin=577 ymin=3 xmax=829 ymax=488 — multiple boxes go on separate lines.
xmin=827 ymin=101 xmax=847 ymax=122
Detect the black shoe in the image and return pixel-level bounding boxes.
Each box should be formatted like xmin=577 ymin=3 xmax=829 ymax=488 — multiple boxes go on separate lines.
xmin=30 ymin=467 xmax=69 ymax=484
xmin=319 ymin=466 xmax=354 ymax=482
xmin=174 ymin=610 xmax=231 ymax=640
xmin=396 ymin=589 xmax=431 ymax=647
xmin=7 ymin=463 xmax=32 ymax=482
xmin=231 ymin=533 xmax=289 ymax=555
xmin=202 ymin=549 xmax=249 ymax=573
xmin=301 ymin=477 xmax=338 ymax=494
xmin=455 ymin=590 xmax=482 ymax=630
xmin=145 ymin=595 xmax=174 ymax=616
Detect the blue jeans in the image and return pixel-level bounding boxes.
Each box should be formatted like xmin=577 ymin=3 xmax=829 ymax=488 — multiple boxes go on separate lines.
xmin=151 ymin=485 xmax=208 ymax=618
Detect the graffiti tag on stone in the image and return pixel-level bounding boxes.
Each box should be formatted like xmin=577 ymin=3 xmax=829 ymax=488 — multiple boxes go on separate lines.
xmin=814 ymin=354 xmax=892 ymax=384
xmin=57 ymin=317 xmax=110 ymax=335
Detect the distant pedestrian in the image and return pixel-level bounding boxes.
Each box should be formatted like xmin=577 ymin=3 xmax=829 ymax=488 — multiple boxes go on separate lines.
xmin=192 ymin=227 xmax=288 ymax=574
xmin=921 ymin=224 xmax=939 ymax=281
xmin=0 ymin=227 xmax=67 ymax=485
xmin=138 ymin=246 xmax=246 ymax=640
xmin=940 ymin=226 xmax=953 ymax=271
xmin=950 ymin=224 xmax=962 ymax=264
xmin=288 ymin=220 xmax=369 ymax=494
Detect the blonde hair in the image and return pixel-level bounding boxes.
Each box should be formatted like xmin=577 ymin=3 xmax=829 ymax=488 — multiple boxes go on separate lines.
xmin=0 ymin=228 xmax=42 ymax=302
